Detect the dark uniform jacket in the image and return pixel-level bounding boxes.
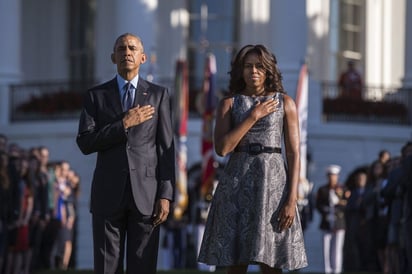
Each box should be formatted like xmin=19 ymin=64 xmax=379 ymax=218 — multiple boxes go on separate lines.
xmin=316 ymin=184 xmax=347 ymax=231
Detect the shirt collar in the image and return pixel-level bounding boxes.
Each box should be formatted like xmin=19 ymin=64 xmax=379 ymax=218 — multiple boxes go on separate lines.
xmin=116 ymin=74 xmax=139 ymax=91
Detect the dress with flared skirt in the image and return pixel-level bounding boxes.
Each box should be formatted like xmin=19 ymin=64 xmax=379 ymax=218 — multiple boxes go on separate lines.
xmin=198 ymin=93 xmax=308 ymax=270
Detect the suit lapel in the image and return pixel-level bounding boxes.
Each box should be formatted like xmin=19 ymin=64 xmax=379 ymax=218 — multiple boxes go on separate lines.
xmin=134 ymin=78 xmax=151 ymax=106
xmin=104 ymin=78 xmax=124 ymax=114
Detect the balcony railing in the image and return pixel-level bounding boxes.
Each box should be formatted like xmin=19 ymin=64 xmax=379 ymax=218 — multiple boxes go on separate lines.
xmin=322 ymin=82 xmax=411 ymax=125
xmin=9 ymin=80 xmax=94 ymax=122
xmin=8 ymin=80 xmax=412 ymax=126
xmin=8 ymin=77 xmax=205 ymax=122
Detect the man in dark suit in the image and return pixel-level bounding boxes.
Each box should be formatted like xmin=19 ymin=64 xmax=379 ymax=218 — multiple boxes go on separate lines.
xmin=76 ymin=33 xmax=175 ymax=274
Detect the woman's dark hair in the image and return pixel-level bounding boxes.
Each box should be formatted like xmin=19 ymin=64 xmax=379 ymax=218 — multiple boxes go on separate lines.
xmin=228 ymin=44 xmax=284 ymax=94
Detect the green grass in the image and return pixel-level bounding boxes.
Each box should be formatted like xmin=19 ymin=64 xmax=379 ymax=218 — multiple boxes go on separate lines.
xmin=32 ymin=270 xmax=229 ymax=274
xmin=32 ymin=270 xmax=378 ymax=274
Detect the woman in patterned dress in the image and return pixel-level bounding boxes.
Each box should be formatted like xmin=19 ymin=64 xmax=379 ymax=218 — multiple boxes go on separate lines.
xmin=198 ymin=45 xmax=307 ymax=274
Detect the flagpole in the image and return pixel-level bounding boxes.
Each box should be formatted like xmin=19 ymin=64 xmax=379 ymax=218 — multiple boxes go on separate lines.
xmin=197 ymin=53 xmax=217 ymax=272
xmin=295 ymin=62 xmax=309 ymax=180
xmin=200 ymin=53 xmax=217 ymax=199
xmin=295 ymin=62 xmax=315 ymax=233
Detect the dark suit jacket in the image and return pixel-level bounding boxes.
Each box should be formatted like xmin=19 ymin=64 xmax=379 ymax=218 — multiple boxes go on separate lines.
xmin=401 ymin=155 xmax=412 ymax=222
xmin=76 ymin=77 xmax=175 ymax=217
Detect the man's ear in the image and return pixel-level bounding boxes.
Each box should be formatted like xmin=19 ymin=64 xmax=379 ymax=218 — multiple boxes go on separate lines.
xmin=111 ymin=53 xmax=116 ymax=64
xmin=140 ymin=53 xmax=147 ymax=64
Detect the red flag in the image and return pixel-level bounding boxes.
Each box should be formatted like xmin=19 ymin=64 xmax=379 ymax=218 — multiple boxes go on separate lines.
xmin=173 ymin=60 xmax=189 ymax=220
xmin=200 ymin=53 xmax=217 ymax=199
xmin=295 ymin=63 xmax=309 ymax=179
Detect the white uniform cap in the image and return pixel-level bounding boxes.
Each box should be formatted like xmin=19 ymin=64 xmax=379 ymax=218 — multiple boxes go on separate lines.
xmin=326 ymin=164 xmax=341 ymax=175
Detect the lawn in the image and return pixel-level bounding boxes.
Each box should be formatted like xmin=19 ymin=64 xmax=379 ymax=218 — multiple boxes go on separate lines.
xmin=33 ymin=270 xmax=229 ymax=274
xmin=32 ymin=269 xmax=376 ymax=274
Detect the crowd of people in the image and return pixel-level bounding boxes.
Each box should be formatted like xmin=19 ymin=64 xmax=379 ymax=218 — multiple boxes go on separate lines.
xmin=314 ymin=141 xmax=412 ymax=274
xmin=0 ymin=134 xmax=79 ymax=274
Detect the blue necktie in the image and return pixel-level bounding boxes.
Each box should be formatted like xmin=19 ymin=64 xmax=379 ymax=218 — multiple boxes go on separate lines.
xmin=122 ymin=82 xmax=134 ymax=110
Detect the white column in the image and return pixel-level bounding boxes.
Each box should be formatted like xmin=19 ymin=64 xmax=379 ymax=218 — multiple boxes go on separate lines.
xmin=94 ymin=0 xmax=158 ymax=82
xmin=268 ymin=0 xmax=308 ymax=97
xmin=239 ymin=0 xmax=271 ymax=46
xmin=0 ymin=0 xmax=21 ymax=126
xmin=402 ymin=0 xmax=412 ymax=125
xmin=0 ymin=0 xmax=21 ymax=82
xmin=403 ymin=0 xmax=412 ymax=88
xmin=328 ymin=0 xmax=339 ymax=82
xmin=156 ymin=0 xmax=188 ymax=82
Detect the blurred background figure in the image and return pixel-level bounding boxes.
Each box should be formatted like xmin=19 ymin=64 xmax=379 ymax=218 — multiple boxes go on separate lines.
xmin=338 ymin=60 xmax=363 ymax=100
xmin=381 ymin=155 xmax=404 ymax=274
xmin=5 ymin=156 xmax=33 ymax=274
xmin=378 ymin=150 xmax=391 ymax=166
xmin=399 ymin=142 xmax=412 ymax=274
xmin=0 ymin=135 xmax=7 ymax=153
xmin=316 ymin=164 xmax=348 ymax=274
xmin=0 ymin=151 xmax=11 ymax=274
xmin=343 ymin=170 xmax=368 ymax=272
xmin=297 ymin=177 xmax=314 ymax=232
xmin=363 ymin=160 xmax=389 ymax=272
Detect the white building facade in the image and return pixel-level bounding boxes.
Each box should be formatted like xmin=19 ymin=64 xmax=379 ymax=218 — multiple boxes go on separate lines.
xmin=0 ymin=0 xmax=411 ymax=271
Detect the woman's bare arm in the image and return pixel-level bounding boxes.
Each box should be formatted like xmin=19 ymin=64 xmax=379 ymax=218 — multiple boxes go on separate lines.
xmin=214 ymin=96 xmax=278 ymax=157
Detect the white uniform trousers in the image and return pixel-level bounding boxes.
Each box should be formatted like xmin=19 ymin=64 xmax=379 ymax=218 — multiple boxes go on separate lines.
xmin=322 ymin=229 xmax=345 ymax=274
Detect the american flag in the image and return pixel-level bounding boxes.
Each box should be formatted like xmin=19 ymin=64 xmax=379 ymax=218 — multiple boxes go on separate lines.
xmin=295 ymin=63 xmax=309 ymax=179
xmin=173 ymin=59 xmax=189 ymax=220
xmin=200 ymin=53 xmax=217 ymax=200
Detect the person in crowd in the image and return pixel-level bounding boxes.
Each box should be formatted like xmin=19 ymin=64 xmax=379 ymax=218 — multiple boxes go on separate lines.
xmin=37 ymin=161 xmax=61 ymax=270
xmin=60 ymin=169 xmax=80 ymax=270
xmin=198 ymin=44 xmax=308 ymax=274
xmin=0 ymin=151 xmax=11 ymax=273
xmin=76 ymin=33 xmax=175 ymax=274
xmin=381 ymin=155 xmax=404 ymax=274
xmin=37 ymin=147 xmax=51 ymax=221
xmin=363 ymin=160 xmax=389 ymax=272
xmin=52 ymin=161 xmax=76 ymax=270
xmin=297 ymin=177 xmax=314 ymax=232
xmin=338 ymin=60 xmax=363 ymax=100
xmin=5 ymin=157 xmax=33 ymax=274
xmin=343 ymin=170 xmax=369 ymax=272
xmin=378 ymin=149 xmax=391 ymax=166
xmin=399 ymin=141 xmax=412 ymax=274
xmin=342 ymin=166 xmax=368 ymax=192
xmin=27 ymin=147 xmax=50 ymax=271
xmin=0 ymin=135 xmax=8 ymax=153
xmin=316 ymin=164 xmax=348 ymax=274
xmin=50 ymin=161 xmax=69 ymax=269
xmin=4 ymin=144 xmax=24 ymax=274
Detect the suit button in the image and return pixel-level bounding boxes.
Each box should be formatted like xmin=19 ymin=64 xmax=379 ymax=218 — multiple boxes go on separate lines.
xmin=127 ymin=145 xmax=131 ymax=149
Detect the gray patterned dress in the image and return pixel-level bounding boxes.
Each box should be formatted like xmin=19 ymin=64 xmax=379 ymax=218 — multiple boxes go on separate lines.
xmin=198 ymin=93 xmax=308 ymax=270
